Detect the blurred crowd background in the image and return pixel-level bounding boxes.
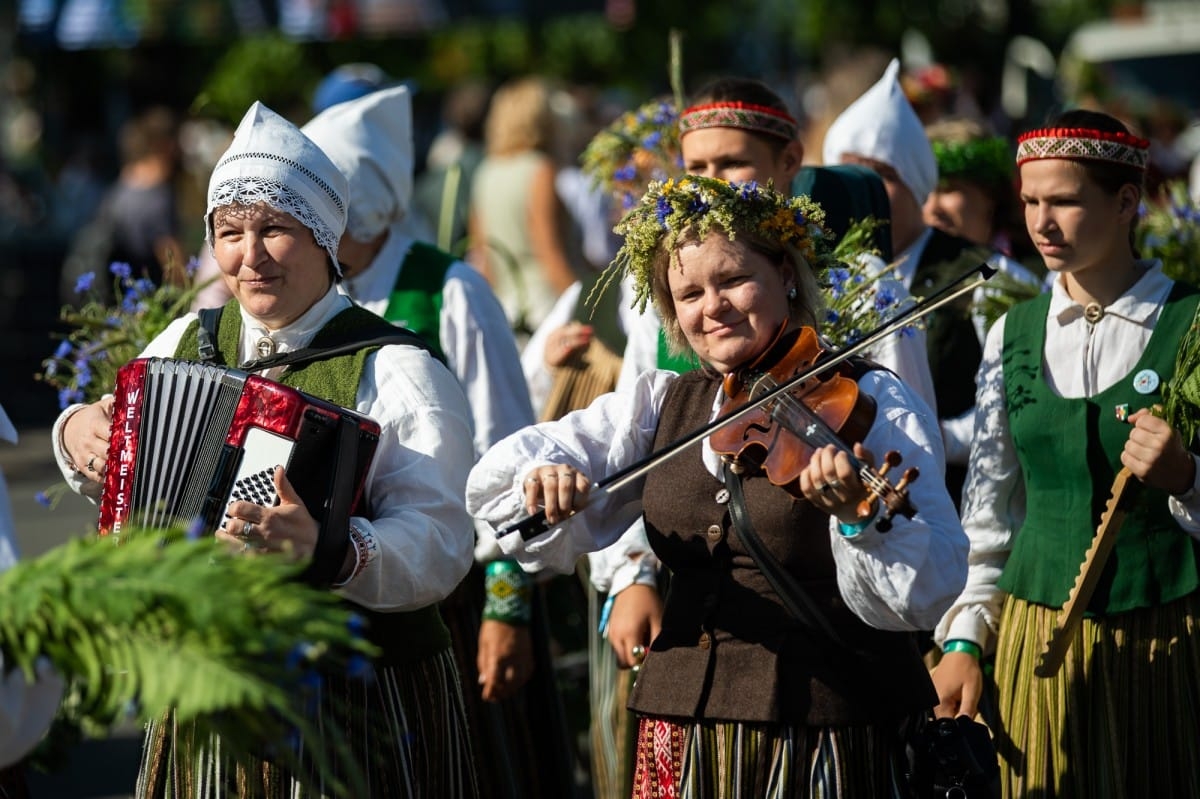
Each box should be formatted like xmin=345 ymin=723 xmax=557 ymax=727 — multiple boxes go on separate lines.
xmin=4 ymin=0 xmax=1200 ymax=426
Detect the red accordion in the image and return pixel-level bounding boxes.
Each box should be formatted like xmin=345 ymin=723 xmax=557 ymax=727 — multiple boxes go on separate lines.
xmin=99 ymin=358 xmax=380 ymax=583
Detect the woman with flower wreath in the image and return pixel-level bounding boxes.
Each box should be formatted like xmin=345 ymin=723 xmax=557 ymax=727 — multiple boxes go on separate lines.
xmin=51 ymin=100 xmax=480 ymax=798
xmin=467 ymin=175 xmax=967 ymax=797
xmin=932 ymin=109 xmax=1200 ymax=797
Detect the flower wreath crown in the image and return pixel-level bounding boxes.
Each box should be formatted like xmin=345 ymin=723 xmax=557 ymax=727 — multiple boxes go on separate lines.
xmin=595 ymin=175 xmax=829 ymax=313
xmin=932 ymin=136 xmax=1012 ymax=186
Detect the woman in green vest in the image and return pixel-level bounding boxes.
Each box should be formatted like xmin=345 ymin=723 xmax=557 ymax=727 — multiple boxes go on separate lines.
xmin=53 ymin=101 xmax=480 ymax=798
xmin=931 ymin=109 xmax=1200 ymax=797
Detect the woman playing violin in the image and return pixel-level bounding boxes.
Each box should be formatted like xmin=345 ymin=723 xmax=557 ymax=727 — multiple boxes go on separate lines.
xmin=467 ymin=175 xmax=967 ymax=798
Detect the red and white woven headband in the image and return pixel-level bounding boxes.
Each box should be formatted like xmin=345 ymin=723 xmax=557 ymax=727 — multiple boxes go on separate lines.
xmin=1015 ymin=127 xmax=1150 ymax=169
xmin=678 ymin=101 xmax=798 ymax=142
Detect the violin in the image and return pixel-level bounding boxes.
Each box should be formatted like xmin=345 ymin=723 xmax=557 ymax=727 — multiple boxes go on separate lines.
xmin=497 ymin=260 xmax=995 ymax=541
xmin=709 ymin=323 xmax=918 ymax=531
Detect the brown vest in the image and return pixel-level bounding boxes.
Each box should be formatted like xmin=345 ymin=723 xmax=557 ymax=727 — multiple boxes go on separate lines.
xmin=628 ymin=370 xmax=936 ymax=725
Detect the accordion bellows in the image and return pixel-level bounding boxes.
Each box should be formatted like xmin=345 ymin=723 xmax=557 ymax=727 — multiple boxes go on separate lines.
xmin=99 ymin=358 xmax=380 ymax=584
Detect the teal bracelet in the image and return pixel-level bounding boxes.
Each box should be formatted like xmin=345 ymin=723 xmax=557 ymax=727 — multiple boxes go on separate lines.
xmin=837 ymin=507 xmax=879 ymax=538
xmin=943 ymin=639 xmax=983 ymax=659
xmin=482 ymin=559 xmax=532 ymax=625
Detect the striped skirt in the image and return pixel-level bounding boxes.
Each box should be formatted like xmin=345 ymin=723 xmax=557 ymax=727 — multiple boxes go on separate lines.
xmin=631 ymin=716 xmax=910 ymax=799
xmin=587 ymin=588 xmax=638 ymax=799
xmin=993 ymin=592 xmax=1200 ymax=799
xmin=136 ymin=648 xmax=478 ymax=799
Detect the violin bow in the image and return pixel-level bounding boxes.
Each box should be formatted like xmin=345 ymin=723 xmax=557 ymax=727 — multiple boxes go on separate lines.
xmin=1034 ymin=466 xmax=1140 ymax=678
xmin=498 ymin=260 xmax=997 ymax=541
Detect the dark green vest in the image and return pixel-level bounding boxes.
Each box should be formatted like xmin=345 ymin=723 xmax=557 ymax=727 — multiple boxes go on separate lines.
xmin=998 ymin=283 xmax=1200 ymax=613
xmin=382 ymin=240 xmax=455 ymax=363
xmin=175 ymin=299 xmax=452 ymax=664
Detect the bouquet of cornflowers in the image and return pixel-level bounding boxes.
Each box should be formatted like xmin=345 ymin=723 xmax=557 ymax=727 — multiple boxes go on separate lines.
xmin=39 ymin=260 xmax=213 ymax=409
xmin=2 ymin=524 xmax=376 ymax=792
xmin=819 ymin=216 xmax=920 ymax=349
xmin=580 ymin=97 xmax=683 ymax=212
xmin=1138 ymin=181 xmax=1200 ymax=288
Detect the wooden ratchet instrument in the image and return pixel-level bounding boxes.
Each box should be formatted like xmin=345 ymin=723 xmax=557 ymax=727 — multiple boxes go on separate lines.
xmin=1034 ymin=466 xmax=1138 ymax=678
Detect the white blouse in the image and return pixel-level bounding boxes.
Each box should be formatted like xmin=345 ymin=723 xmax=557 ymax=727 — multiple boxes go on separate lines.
xmin=467 ymin=367 xmax=969 ymax=633
xmin=935 ymin=261 xmax=1200 ymax=651
xmin=53 ymin=287 xmax=478 ymax=613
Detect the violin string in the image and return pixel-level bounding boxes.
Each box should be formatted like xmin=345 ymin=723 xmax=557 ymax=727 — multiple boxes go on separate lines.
xmin=750 ymin=373 xmax=893 ymax=497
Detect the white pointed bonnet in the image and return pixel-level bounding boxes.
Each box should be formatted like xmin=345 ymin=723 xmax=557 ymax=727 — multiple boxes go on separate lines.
xmin=302 ymin=85 xmax=414 ymax=242
xmin=206 ymin=101 xmax=349 ymax=274
xmin=821 ymin=58 xmax=938 ymax=205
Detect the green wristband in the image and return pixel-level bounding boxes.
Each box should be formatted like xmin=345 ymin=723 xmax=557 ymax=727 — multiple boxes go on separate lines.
xmin=482 ymin=559 xmax=532 ymax=625
xmin=837 ymin=506 xmax=879 ymax=538
xmin=943 ymin=639 xmax=982 ymax=659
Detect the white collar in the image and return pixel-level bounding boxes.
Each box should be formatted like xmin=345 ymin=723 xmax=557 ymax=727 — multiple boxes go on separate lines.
xmin=239 ymin=286 xmax=353 ymax=365
xmin=338 ymin=223 xmax=416 ymax=306
xmin=1049 ymin=259 xmax=1170 ymax=328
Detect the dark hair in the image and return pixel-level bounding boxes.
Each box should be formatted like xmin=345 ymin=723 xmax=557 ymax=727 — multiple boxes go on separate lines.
xmin=1046 ymin=109 xmax=1145 ymax=195
xmin=688 ymin=77 xmax=795 ymax=155
xmin=1044 ymin=109 xmax=1144 ymax=253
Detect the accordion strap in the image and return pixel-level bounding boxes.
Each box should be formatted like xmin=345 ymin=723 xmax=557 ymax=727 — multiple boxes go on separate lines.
xmin=195 ymin=304 xmax=442 ymax=372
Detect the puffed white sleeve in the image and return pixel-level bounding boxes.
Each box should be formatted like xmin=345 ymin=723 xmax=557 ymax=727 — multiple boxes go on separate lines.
xmin=933 ymin=316 xmax=1022 ymax=653
xmin=828 ymin=369 xmax=969 ymax=631
xmin=467 ymin=370 xmax=676 ymax=575
xmin=335 ymin=345 xmax=477 ymax=611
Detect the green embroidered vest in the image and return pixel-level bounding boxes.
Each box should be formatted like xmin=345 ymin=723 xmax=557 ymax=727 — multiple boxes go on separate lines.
xmin=175 ymin=299 xmax=452 ymax=664
xmin=381 ymin=240 xmax=455 ymax=362
xmin=998 ymin=283 xmax=1200 ymax=614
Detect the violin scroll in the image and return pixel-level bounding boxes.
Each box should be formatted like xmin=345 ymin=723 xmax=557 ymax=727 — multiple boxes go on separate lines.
xmin=862 ymin=451 xmax=918 ymax=533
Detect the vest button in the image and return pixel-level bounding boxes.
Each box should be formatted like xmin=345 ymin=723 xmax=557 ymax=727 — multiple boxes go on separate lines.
xmin=715 ymin=488 xmax=730 ymax=504
xmin=706 ymin=524 xmax=723 ymax=542
xmin=698 ymin=631 xmax=711 ymax=649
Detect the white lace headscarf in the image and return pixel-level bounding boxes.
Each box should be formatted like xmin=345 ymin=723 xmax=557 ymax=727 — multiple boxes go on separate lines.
xmin=821 ymin=58 xmax=938 ymax=206
xmin=206 ymin=101 xmax=349 ymax=275
xmin=301 ymin=85 xmax=414 ymax=242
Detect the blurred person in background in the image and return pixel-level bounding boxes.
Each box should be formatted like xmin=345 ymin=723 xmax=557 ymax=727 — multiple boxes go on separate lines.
xmin=468 ymin=76 xmax=578 ymax=344
xmin=60 ymin=106 xmax=186 ymax=306
xmin=414 ymin=79 xmax=492 ymax=254
xmin=924 ymin=116 xmax=1036 ymax=265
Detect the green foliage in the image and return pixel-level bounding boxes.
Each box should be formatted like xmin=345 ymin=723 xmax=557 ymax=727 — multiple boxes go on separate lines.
xmin=0 ymin=526 xmax=376 ymax=791
xmin=541 ymin=14 xmax=622 ymax=79
xmin=579 ymin=98 xmax=682 ymax=212
xmin=1137 ymin=181 xmax=1200 ymax=289
xmin=38 ymin=261 xmax=214 ymax=410
xmin=192 ymin=33 xmax=322 ymax=125
xmin=970 ymin=268 xmax=1044 ymax=335
xmin=821 ymin=217 xmax=921 ymax=348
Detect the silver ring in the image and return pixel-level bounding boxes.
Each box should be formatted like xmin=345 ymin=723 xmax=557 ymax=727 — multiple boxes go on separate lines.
xmin=240 ymin=520 xmax=254 ymax=540
xmin=816 ymin=482 xmax=829 ymax=494
xmin=86 ymin=456 xmax=98 ymax=473
xmin=828 ymin=479 xmax=843 ymax=491
xmin=524 ymin=476 xmax=540 ymax=485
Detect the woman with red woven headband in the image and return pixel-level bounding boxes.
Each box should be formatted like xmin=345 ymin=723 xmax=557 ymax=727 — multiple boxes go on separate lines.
xmin=932 ymin=108 xmax=1200 ymax=797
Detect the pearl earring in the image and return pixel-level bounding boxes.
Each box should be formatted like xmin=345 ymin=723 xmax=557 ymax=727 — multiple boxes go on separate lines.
xmin=787 ymin=287 xmax=797 ymax=300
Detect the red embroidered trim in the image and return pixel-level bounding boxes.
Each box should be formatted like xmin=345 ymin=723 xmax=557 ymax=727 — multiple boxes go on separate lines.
xmin=1016 ymin=127 xmax=1150 ymax=169
xmin=679 ymin=101 xmax=798 ymax=141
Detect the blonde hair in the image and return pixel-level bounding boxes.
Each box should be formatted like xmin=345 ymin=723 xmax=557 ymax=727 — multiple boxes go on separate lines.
xmin=484 ymin=77 xmax=555 ymax=156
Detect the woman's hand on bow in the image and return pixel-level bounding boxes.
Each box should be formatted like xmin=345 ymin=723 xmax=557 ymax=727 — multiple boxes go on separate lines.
xmin=798 ymin=443 xmax=875 ymax=524
xmin=522 ymin=464 xmax=591 ymax=524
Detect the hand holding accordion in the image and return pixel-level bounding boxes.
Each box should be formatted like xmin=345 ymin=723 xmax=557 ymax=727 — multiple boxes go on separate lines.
xmin=97 ymin=358 xmax=380 ymax=586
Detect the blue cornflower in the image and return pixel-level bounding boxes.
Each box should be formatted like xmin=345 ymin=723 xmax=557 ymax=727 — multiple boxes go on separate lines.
xmin=132 ymin=278 xmax=156 ymax=297
xmin=737 ymin=181 xmax=759 ymax=200
xmin=185 ymin=516 xmax=205 ymax=541
xmin=346 ymin=654 xmax=372 ymax=681
xmin=109 ymin=262 xmax=132 ymax=280
xmin=874 ymin=286 xmax=897 ymax=312
xmin=54 ymin=340 xmax=73 ymax=359
xmin=689 ymin=197 xmax=710 ymax=215
xmin=75 ymin=365 xmax=92 ymax=388
xmin=57 ymin=387 xmax=84 ymax=410
xmin=656 ymin=196 xmax=672 ymax=227
xmin=346 ymin=614 xmax=367 ymax=637
xmin=35 ymin=491 xmax=51 ymax=508
xmin=825 ymin=309 xmax=840 ymax=324
xmin=74 ymin=272 xmax=95 ymax=294
xmin=642 ymin=131 xmax=662 ymax=149
xmin=614 ymin=164 xmax=637 ymax=182
xmin=185 ymin=256 xmax=201 ymax=277
xmin=793 ymin=209 xmax=806 ymax=227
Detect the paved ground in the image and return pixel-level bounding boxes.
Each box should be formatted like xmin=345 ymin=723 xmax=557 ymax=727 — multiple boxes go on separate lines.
xmin=3 ymin=427 xmax=141 ymax=799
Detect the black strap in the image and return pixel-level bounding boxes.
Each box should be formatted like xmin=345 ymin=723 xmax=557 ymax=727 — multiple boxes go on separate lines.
xmin=301 ymin=414 xmax=360 ymax=587
xmin=723 ymin=461 xmax=866 ymax=656
xmin=238 ymin=329 xmax=440 ymax=373
xmin=197 ymin=306 xmax=222 ymax=363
